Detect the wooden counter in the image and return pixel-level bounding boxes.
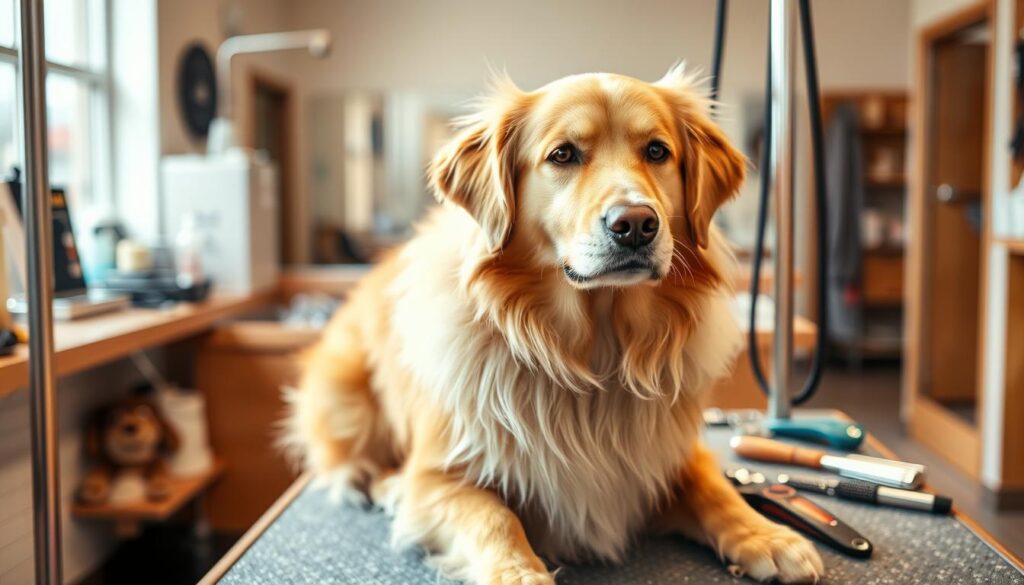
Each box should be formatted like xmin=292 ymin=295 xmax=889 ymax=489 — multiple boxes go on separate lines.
xmin=0 ymin=290 xmax=274 ymax=397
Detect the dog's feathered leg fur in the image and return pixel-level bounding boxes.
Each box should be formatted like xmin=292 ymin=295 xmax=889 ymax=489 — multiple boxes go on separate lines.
xmin=390 ymin=431 xmax=554 ymax=585
xmin=280 ymin=314 xmax=385 ymax=505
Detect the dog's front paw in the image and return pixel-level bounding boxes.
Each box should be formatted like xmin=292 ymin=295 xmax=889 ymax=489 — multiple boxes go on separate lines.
xmin=483 ymin=565 xmax=555 ymax=585
xmin=476 ymin=555 xmax=554 ymax=585
xmin=716 ymin=521 xmax=823 ymax=583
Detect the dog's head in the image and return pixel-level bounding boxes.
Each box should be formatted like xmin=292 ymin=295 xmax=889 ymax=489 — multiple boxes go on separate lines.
xmin=430 ymin=65 xmax=746 ymax=290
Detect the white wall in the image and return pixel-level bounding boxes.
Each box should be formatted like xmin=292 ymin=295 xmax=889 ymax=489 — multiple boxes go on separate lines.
xmin=111 ymin=0 xmax=162 ymax=241
xmin=982 ymin=0 xmax=1013 ymax=495
xmin=284 ymin=0 xmax=909 ymax=93
xmin=912 ymin=0 xmax=979 ymax=28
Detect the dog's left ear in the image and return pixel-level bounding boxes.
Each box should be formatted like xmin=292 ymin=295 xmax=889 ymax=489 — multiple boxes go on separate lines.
xmin=656 ymin=65 xmax=746 ymax=249
xmin=429 ymin=77 xmax=532 ymax=253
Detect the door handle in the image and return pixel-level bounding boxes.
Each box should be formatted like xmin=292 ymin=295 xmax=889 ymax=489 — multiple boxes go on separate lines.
xmin=935 ymin=184 xmax=979 ymax=204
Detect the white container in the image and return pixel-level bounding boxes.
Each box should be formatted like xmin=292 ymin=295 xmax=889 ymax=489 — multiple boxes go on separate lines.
xmin=156 ymin=387 xmax=214 ymax=477
xmin=161 ymin=152 xmax=279 ymax=293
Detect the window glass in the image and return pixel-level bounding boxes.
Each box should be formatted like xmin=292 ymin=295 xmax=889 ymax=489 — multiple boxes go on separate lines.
xmin=0 ymin=0 xmax=14 ymax=48
xmin=44 ymin=0 xmax=103 ymax=70
xmin=0 ymin=64 xmax=17 ymax=178
xmin=46 ymin=73 xmax=94 ymax=213
xmin=1 ymin=0 xmax=109 ymax=284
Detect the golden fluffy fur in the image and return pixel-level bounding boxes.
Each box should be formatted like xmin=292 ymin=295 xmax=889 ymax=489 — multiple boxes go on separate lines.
xmin=283 ymin=66 xmax=823 ymax=584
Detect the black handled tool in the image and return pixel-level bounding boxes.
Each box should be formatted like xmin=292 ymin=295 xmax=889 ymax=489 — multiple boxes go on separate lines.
xmin=727 ymin=468 xmax=873 ymax=558
xmin=778 ymin=473 xmax=952 ymax=514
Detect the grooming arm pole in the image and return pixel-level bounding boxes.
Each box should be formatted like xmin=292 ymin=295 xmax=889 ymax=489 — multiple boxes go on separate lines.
xmin=767 ymin=0 xmax=798 ymax=421
xmin=215 ymin=29 xmax=331 ymax=121
xmin=20 ymin=0 xmax=63 ymax=582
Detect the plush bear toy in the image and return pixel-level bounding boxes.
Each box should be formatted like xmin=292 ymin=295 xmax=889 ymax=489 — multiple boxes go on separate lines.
xmin=77 ymin=396 xmax=181 ymax=505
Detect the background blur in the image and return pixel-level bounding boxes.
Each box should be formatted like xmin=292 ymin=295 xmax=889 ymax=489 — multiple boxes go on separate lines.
xmin=3 ymin=1 xmax=1024 ymax=584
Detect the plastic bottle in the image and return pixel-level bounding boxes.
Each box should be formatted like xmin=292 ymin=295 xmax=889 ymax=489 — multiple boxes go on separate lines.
xmin=174 ymin=213 xmax=204 ymax=288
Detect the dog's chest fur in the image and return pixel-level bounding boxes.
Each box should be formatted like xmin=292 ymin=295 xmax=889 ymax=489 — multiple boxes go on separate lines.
xmin=389 ymin=257 xmax=712 ymax=561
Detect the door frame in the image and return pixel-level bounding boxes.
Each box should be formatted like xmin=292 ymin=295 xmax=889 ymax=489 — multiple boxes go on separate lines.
xmin=240 ymin=67 xmax=306 ymax=265
xmin=903 ymin=0 xmax=993 ymax=479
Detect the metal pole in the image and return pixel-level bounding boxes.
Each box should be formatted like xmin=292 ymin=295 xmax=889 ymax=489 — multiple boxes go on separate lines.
xmin=768 ymin=0 xmax=797 ymax=421
xmin=19 ymin=0 xmax=64 ymax=583
xmin=216 ymin=29 xmax=331 ymax=120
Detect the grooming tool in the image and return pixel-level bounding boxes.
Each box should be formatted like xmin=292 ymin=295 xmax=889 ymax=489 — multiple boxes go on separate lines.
xmin=702 ymin=408 xmax=761 ymax=427
xmin=730 ymin=435 xmax=925 ymax=489
xmin=726 ymin=468 xmax=873 ymax=558
xmin=763 ymin=418 xmax=865 ymax=451
xmin=702 ymin=408 xmax=864 ymax=450
xmin=777 ymin=473 xmax=953 ymax=514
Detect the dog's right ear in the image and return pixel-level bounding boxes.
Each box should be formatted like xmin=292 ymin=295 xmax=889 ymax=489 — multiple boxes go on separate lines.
xmin=656 ymin=64 xmax=746 ymax=250
xmin=429 ymin=77 xmax=532 ymax=253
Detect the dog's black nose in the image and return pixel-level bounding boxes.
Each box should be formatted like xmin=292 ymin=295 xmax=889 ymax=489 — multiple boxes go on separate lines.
xmin=123 ymin=423 xmax=138 ymax=435
xmin=605 ymin=205 xmax=659 ymax=248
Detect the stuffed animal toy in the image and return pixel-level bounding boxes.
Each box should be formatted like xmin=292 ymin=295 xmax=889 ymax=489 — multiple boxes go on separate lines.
xmin=77 ymin=396 xmax=181 ymax=506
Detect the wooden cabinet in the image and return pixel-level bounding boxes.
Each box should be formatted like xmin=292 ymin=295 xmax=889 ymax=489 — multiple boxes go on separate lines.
xmin=814 ymin=92 xmax=909 ymax=359
xmin=196 ymin=322 xmax=318 ymax=532
xmin=862 ymin=253 xmax=905 ymax=306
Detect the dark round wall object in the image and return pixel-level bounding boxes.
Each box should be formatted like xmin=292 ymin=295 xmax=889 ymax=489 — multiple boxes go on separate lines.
xmin=177 ymin=43 xmax=218 ymax=138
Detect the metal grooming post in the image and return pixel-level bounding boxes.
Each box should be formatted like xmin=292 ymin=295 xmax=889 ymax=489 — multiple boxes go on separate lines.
xmin=767 ymin=0 xmax=797 ymax=421
xmin=19 ymin=0 xmax=64 ymax=583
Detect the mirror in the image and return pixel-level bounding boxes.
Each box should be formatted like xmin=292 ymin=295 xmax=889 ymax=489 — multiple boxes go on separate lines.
xmin=305 ymin=90 xmax=474 ymax=264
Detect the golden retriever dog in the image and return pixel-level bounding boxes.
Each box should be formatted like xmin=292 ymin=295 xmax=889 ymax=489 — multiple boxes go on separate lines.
xmin=283 ymin=65 xmax=823 ymax=584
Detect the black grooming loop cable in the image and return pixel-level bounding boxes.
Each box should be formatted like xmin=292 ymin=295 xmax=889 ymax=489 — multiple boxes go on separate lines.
xmin=710 ymin=0 xmax=828 ymax=405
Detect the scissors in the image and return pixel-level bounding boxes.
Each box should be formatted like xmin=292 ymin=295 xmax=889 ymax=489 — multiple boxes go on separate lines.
xmin=726 ymin=467 xmax=873 ymax=558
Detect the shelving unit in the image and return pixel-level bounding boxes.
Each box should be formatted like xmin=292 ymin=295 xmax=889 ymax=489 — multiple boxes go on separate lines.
xmin=0 ymin=291 xmax=274 ymax=397
xmin=814 ymin=91 xmax=910 ymax=360
xmin=72 ymin=460 xmax=225 ymax=537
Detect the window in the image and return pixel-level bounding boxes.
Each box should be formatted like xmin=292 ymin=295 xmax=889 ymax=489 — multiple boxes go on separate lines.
xmin=0 ymin=0 xmax=110 ymax=277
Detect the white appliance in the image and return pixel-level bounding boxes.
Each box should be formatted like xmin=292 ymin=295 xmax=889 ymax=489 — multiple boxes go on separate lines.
xmin=161 ymin=152 xmax=279 ymax=293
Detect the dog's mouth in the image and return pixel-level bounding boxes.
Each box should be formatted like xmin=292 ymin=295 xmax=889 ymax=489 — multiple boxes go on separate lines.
xmin=563 ymin=259 xmax=659 ymax=284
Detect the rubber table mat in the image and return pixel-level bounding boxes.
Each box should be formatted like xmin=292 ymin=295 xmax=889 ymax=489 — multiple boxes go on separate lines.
xmin=217 ymin=424 xmax=1024 ymax=584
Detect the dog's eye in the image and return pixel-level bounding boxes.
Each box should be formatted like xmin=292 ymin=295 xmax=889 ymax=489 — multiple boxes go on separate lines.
xmin=645 ymin=141 xmax=670 ymax=163
xmin=547 ymin=144 xmax=579 ymax=165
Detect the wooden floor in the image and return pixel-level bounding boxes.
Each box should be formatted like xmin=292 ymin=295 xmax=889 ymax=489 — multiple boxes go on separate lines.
xmin=803 ymin=362 xmax=1024 ymax=558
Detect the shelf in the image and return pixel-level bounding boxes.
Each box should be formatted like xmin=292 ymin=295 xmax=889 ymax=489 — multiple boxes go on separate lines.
xmin=861 ymin=126 xmax=907 ymax=137
xmin=73 ymin=459 xmax=224 ymax=536
xmin=835 ymin=336 xmax=903 ymax=357
xmin=863 ymin=298 xmax=905 ymax=309
xmin=995 ymin=238 xmax=1024 ymax=255
xmin=866 ymin=178 xmax=907 ymax=189
xmin=864 ymin=245 xmax=905 ymax=257
xmin=0 ymin=291 xmax=275 ymax=398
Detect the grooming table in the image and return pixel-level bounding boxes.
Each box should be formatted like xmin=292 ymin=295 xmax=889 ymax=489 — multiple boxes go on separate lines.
xmin=202 ymin=411 xmax=1024 ymax=584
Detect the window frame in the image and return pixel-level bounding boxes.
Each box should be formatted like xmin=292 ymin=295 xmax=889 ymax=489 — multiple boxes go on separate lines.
xmin=0 ymin=0 xmax=113 ymax=215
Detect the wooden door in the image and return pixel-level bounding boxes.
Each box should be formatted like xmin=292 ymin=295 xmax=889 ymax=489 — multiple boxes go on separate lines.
xmin=922 ymin=30 xmax=988 ymax=414
xmin=252 ymin=76 xmax=294 ymax=264
xmin=905 ymin=1 xmax=991 ymax=479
